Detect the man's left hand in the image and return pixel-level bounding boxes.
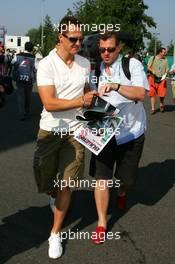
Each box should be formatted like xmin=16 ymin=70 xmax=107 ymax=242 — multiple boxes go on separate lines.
xmin=99 ymin=83 xmax=118 ymax=96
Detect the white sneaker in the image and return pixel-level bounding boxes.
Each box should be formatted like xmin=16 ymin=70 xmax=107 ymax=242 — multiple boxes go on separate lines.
xmin=49 ymin=197 xmax=55 ymax=213
xmin=48 ymin=233 xmax=63 ymax=259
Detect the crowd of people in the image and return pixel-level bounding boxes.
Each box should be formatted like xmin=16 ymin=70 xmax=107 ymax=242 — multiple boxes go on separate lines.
xmin=0 ymin=27 xmax=174 ymax=118
xmin=0 ymin=41 xmax=43 ymax=118
xmin=0 ymin=42 xmax=14 ymax=107
xmin=0 ymin=42 xmax=15 ymax=76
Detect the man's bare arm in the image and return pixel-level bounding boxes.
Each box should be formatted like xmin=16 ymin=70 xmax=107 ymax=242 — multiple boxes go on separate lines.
xmin=38 ymin=85 xmax=97 ymax=112
xmin=99 ymin=83 xmax=145 ymax=101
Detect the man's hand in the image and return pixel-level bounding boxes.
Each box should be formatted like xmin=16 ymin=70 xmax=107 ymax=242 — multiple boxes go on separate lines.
xmin=99 ymin=83 xmax=145 ymax=101
xmin=0 ymin=85 xmax=4 ymax=93
xmin=99 ymin=83 xmax=118 ymax=96
xmin=83 ymin=90 xmax=98 ymax=108
xmin=169 ymin=70 xmax=175 ymax=75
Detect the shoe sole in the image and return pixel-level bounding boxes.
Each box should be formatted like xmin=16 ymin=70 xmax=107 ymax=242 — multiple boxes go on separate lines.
xmin=48 ymin=248 xmax=63 ymax=259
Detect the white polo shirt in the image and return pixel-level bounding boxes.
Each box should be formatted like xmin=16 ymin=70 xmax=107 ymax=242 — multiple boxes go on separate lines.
xmin=37 ymin=49 xmax=90 ymax=132
xmin=99 ymin=55 xmax=149 ymax=145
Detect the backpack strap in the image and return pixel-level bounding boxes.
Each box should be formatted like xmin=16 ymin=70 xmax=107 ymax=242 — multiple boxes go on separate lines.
xmin=95 ymin=57 xmax=131 ymax=84
xmin=121 ymin=56 xmax=138 ymax=104
xmin=121 ymin=56 xmax=131 ymax=80
xmin=95 ymin=65 xmax=101 ymax=88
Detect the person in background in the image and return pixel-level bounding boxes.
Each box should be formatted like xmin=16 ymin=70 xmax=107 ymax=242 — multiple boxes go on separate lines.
xmin=11 ymin=42 xmax=35 ymax=120
xmin=0 ymin=46 xmax=5 ymax=76
xmin=34 ymin=51 xmax=43 ymax=71
xmin=147 ymin=47 xmax=169 ymax=114
xmin=5 ymin=49 xmax=13 ymax=76
xmin=169 ymin=63 xmax=175 ymax=104
xmin=0 ymin=75 xmax=14 ymax=108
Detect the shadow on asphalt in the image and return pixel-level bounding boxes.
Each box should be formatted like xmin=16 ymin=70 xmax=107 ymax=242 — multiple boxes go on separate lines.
xmin=108 ymin=159 xmax=175 ymax=231
xmin=1 ymin=88 xmax=175 ymax=262
xmin=0 ymin=90 xmax=42 ymax=152
xmin=0 ymin=206 xmax=51 ymax=264
xmin=164 ymin=104 xmax=175 ymax=112
xmin=1 ymin=159 xmax=175 ymax=263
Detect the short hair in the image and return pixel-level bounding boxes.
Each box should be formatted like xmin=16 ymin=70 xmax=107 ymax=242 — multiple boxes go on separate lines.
xmin=58 ymin=16 xmax=82 ymax=34
xmin=25 ymin=42 xmax=34 ymax=52
xmin=156 ymin=47 xmax=166 ymax=55
xmin=99 ymin=31 xmax=119 ymax=46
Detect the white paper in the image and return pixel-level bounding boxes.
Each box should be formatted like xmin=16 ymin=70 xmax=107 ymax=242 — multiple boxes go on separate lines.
xmin=74 ymin=115 xmax=123 ymax=155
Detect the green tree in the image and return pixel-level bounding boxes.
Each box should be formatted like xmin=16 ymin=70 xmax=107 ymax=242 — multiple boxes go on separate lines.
xmin=26 ymin=27 xmax=41 ymax=46
xmin=26 ymin=15 xmax=57 ymax=56
xmin=67 ymin=0 xmax=156 ymax=51
xmin=147 ymin=36 xmax=162 ymax=55
xmin=42 ymin=15 xmax=57 ymax=56
xmin=167 ymin=40 xmax=174 ymax=56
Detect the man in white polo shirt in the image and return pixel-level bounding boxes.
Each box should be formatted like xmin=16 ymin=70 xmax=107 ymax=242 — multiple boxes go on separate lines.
xmin=33 ymin=16 xmax=97 ymax=259
xmin=170 ymin=63 xmax=175 ymax=103
xmin=90 ymin=31 xmax=149 ymax=244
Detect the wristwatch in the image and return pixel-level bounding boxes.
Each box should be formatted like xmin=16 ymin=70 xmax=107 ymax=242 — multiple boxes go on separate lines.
xmin=115 ymin=83 xmax=121 ymax=92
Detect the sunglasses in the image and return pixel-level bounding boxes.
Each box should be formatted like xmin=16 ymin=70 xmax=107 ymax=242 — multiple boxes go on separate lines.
xmin=62 ymin=34 xmax=84 ymax=43
xmin=99 ymin=47 xmax=116 ymax=53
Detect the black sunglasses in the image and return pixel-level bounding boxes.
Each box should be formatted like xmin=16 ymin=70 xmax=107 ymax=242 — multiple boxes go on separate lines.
xmin=62 ymin=34 xmax=84 ymax=43
xmin=99 ymin=47 xmax=116 ymax=53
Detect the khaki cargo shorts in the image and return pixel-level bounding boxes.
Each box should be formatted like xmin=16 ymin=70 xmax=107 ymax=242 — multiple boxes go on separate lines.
xmin=33 ymin=129 xmax=85 ymax=193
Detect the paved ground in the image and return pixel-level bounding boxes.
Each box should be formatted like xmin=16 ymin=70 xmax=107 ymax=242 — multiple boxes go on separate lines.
xmin=0 ymin=83 xmax=175 ymax=264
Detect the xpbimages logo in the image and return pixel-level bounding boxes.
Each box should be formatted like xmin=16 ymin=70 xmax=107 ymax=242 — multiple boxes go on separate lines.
xmin=53 ymin=178 xmax=121 ymax=190
xmin=60 ymin=229 xmax=121 ymax=241
xmin=53 ymin=21 xmax=121 ymax=34
xmin=53 ymin=126 xmax=121 ymax=139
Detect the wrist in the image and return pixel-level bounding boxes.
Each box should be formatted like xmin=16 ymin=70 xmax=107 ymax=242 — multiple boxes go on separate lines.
xmin=115 ymin=83 xmax=121 ymax=92
xmin=81 ymin=96 xmax=85 ymax=107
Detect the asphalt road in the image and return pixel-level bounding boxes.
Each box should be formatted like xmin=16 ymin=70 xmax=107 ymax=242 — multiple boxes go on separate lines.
xmin=0 ymin=82 xmax=175 ymax=264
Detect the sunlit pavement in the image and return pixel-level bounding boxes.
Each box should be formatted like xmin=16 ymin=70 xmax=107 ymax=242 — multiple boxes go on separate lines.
xmin=0 ymin=83 xmax=175 ymax=264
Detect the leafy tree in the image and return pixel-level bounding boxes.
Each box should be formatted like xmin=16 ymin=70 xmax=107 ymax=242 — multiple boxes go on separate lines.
xmin=42 ymin=15 xmax=57 ymax=56
xmin=167 ymin=40 xmax=174 ymax=56
xmin=67 ymin=0 xmax=156 ymax=51
xmin=146 ymin=36 xmax=162 ymax=55
xmin=26 ymin=15 xmax=57 ymax=56
xmin=26 ymin=27 xmax=41 ymax=46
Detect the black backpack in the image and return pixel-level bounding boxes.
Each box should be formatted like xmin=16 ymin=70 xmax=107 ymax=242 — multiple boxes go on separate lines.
xmin=95 ymin=56 xmax=131 ymax=87
xmin=13 ymin=53 xmax=35 ymax=84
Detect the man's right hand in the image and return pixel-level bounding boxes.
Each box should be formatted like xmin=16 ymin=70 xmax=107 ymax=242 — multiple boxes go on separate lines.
xmin=82 ymin=91 xmax=98 ymax=108
xmin=0 ymin=85 xmax=4 ymax=93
